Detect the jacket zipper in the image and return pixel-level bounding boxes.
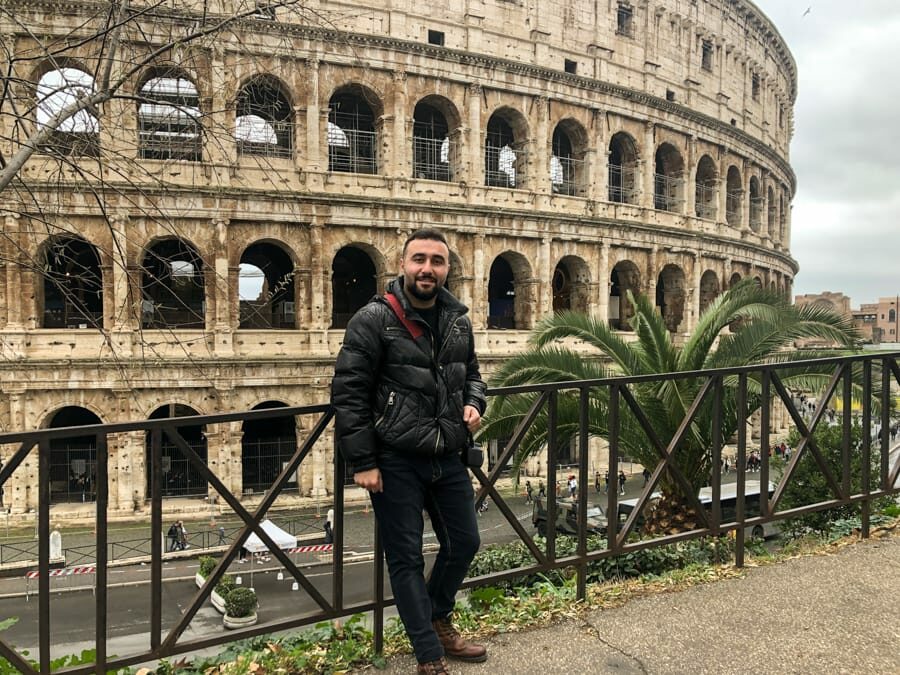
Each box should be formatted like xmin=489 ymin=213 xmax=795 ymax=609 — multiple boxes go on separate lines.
xmin=375 ymin=391 xmax=395 ymax=427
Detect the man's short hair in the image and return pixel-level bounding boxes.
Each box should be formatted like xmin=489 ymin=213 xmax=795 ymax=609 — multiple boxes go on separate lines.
xmin=402 ymin=228 xmax=449 ymax=256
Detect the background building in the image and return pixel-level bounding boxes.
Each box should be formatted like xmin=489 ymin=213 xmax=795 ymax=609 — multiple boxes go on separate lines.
xmin=0 ymin=0 xmax=797 ymax=517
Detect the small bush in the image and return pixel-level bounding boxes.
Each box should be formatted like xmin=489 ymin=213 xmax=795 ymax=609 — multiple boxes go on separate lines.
xmin=225 ymin=587 xmax=257 ymax=618
xmin=198 ymin=555 xmax=217 ymax=578
xmin=216 ymin=574 xmax=236 ymax=597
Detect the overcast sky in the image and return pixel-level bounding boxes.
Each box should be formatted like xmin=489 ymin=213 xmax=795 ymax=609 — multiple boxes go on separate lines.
xmin=752 ymin=1 xmax=900 ymax=306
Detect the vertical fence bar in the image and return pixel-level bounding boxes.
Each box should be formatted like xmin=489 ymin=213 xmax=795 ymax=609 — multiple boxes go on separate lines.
xmin=606 ymin=385 xmax=619 ymax=551
xmin=759 ymin=371 xmax=771 ymax=518
xmin=333 ymin=445 xmax=345 ymax=612
xmin=733 ymin=374 xmax=745 ymax=568
xmin=95 ymin=433 xmax=109 ymax=673
xmin=710 ymin=376 xmax=723 ymax=534
xmin=546 ymin=389 xmax=558 ymax=561
xmin=150 ymin=427 xmax=163 ymax=650
xmin=880 ymin=357 xmax=891 ymax=491
xmin=576 ymin=386 xmax=589 ymax=601
xmin=842 ymin=365 xmax=852 ymax=499
xmin=373 ymin=519 xmax=385 ymax=655
xmin=38 ymin=438 xmax=51 ymax=675
xmin=861 ymin=360 xmax=872 ymax=538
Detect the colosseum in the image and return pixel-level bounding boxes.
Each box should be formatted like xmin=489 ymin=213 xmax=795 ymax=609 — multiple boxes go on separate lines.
xmin=0 ymin=0 xmax=797 ymax=518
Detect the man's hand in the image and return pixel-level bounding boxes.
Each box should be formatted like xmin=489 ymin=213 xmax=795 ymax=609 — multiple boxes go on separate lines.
xmin=463 ymin=405 xmax=481 ymax=433
xmin=354 ymin=468 xmax=383 ymax=493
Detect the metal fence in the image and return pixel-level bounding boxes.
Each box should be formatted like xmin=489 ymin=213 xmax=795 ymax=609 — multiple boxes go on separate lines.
xmin=0 ymin=352 xmax=898 ymax=673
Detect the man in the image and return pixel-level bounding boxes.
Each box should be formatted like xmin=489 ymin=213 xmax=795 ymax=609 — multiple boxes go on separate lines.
xmin=332 ymin=229 xmax=488 ymax=675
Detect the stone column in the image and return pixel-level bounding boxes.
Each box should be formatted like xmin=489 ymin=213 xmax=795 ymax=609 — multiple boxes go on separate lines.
xmin=690 ymin=252 xmax=702 ymax=331
xmin=391 ymin=71 xmax=409 ymax=179
xmin=538 ymin=236 xmax=552 ymax=316
xmin=212 ymin=218 xmax=234 ymax=356
xmin=471 ymin=233 xmax=487 ymax=329
xmin=647 ymin=246 xmax=659 ymax=300
xmin=641 ymin=122 xmax=655 ymax=210
xmin=685 ymin=136 xmax=698 ymax=217
xmin=533 ymin=97 xmax=550 ymax=194
xmin=205 ymin=45 xmax=233 ymax=169
xmin=309 ymin=221 xmax=327 ymax=329
xmin=466 ymin=84 xmax=483 ymax=187
xmin=598 ymin=242 xmax=610 ymax=323
xmin=740 ymin=161 xmax=752 ymax=235
xmin=3 ymin=389 xmax=28 ymax=511
xmin=4 ymin=214 xmax=23 ymax=329
xmin=305 ymin=59 xmax=322 ymax=172
xmin=110 ymin=213 xmax=134 ymax=331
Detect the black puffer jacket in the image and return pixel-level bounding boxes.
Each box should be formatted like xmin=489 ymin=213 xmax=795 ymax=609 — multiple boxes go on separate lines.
xmin=331 ymin=277 xmax=487 ymax=473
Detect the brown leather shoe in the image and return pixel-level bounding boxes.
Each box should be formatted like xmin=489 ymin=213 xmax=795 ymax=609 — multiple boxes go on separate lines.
xmin=432 ymin=617 xmax=487 ymax=663
xmin=416 ymin=656 xmax=451 ymax=674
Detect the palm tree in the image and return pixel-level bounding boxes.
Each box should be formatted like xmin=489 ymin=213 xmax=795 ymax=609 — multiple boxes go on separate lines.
xmin=481 ymin=279 xmax=860 ymax=534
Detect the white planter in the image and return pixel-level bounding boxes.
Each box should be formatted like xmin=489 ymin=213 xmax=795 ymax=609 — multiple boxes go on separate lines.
xmin=223 ymin=612 xmax=258 ymax=630
xmin=210 ymin=588 xmax=227 ymax=614
xmin=195 ymin=572 xmax=205 ymax=588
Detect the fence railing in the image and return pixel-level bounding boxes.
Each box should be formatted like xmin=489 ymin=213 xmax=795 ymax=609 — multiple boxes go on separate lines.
xmin=0 ymin=352 xmax=898 ymax=673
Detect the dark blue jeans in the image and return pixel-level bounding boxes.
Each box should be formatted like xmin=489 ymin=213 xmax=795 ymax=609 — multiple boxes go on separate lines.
xmin=370 ymin=451 xmax=480 ymax=663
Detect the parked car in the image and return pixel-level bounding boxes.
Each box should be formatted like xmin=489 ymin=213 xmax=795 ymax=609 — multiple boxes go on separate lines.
xmin=531 ymin=497 xmax=608 ymax=537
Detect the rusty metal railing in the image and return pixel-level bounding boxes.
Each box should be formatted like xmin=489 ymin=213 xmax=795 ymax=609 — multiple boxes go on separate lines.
xmin=0 ymin=352 xmax=898 ymax=673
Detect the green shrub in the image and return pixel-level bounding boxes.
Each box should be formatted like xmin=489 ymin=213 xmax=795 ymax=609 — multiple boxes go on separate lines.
xmin=216 ymin=574 xmax=236 ymax=597
xmin=881 ymin=503 xmax=900 ymax=518
xmin=224 ymin=587 xmax=257 ymax=618
xmin=197 ymin=555 xmax=217 ymax=578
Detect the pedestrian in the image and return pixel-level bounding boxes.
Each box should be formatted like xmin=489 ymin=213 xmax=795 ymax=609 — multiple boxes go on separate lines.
xmin=538 ymin=480 xmax=546 ymax=499
xmin=567 ymin=475 xmax=577 ymax=498
xmin=642 ymin=467 xmax=651 ymax=485
xmin=594 ymin=471 xmax=601 ymax=493
xmin=324 ymin=507 xmax=334 ymax=544
xmin=332 ymin=228 xmax=488 ymax=673
xmin=618 ymin=470 xmax=626 ymax=495
xmin=177 ymin=521 xmax=189 ymax=550
xmin=167 ymin=522 xmax=179 ymax=552
xmin=604 ymin=470 xmax=609 ymax=494
xmin=525 ymin=480 xmax=533 ymax=504
xmin=217 ymin=524 xmax=227 ymax=546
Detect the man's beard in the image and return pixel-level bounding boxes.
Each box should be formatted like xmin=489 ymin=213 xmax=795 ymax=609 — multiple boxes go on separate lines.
xmin=407 ymin=275 xmax=441 ymax=301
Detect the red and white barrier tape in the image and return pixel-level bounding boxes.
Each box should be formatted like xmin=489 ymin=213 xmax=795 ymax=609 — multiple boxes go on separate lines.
xmin=25 ymin=565 xmax=96 ymax=579
xmin=287 ymin=543 xmax=333 ymax=554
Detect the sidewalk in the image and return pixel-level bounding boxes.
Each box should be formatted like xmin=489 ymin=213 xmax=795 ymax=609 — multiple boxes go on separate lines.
xmin=372 ymin=533 xmax=900 ymax=674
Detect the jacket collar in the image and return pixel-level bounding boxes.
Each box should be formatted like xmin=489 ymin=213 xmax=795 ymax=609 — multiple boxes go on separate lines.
xmin=386 ymin=276 xmax=468 ymax=318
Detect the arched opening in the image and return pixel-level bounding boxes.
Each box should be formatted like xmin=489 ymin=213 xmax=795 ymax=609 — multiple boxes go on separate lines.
xmin=656 ymin=264 xmax=686 ymax=332
xmin=890 ymin=309 xmax=896 ymax=323
xmin=138 ymin=70 xmax=201 ymax=161
xmin=36 ymin=67 xmax=99 ymax=156
xmin=328 ymin=87 xmax=378 ymax=174
xmin=484 ymin=111 xmax=526 ymax=188
xmin=46 ymin=407 xmax=102 ymax=504
xmin=488 ymin=256 xmax=516 ymax=328
xmin=729 ymin=273 xmax=742 ymax=288
xmin=608 ymin=132 xmax=638 ymax=204
xmin=141 ymin=239 xmax=205 ymax=329
xmin=145 ymin=404 xmax=207 ymax=498
xmin=726 ymin=166 xmax=743 ymax=227
xmin=235 ymin=76 xmax=292 ymax=158
xmin=654 ymin=143 xmax=685 ymax=212
xmin=551 ymin=122 xmax=585 ymax=196
xmin=767 ymin=186 xmax=777 ymax=238
xmin=552 ymin=256 xmax=590 ymax=314
xmin=331 ymin=246 xmax=377 ymax=328
xmin=699 ymin=270 xmax=720 ymax=316
xmin=779 ymin=193 xmax=787 ymax=241
xmin=609 ymin=261 xmax=641 ymax=331
xmin=241 ymin=401 xmax=297 ymax=495
xmin=749 ymin=176 xmax=763 ymax=232
xmin=238 ymin=242 xmax=296 ymax=329
xmin=40 ymin=236 xmax=103 ymax=329
xmin=412 ymin=100 xmax=452 ymax=181
xmin=694 ymin=155 xmax=718 ymax=220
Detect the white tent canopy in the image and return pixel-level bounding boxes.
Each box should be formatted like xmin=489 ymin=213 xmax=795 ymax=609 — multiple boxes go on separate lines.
xmin=243 ymin=519 xmax=297 ymax=553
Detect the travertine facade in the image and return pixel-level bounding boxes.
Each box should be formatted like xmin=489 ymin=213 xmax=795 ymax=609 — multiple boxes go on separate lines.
xmin=0 ymin=0 xmax=798 ymax=517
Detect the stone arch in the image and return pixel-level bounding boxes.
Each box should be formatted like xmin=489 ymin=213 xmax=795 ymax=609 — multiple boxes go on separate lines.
xmin=35 ymin=66 xmax=99 ymax=157
xmin=43 ymin=406 xmax=103 ymax=504
xmin=412 ymin=97 xmax=455 ymax=181
xmin=656 ymin=263 xmax=687 ymax=332
xmin=327 ymin=83 xmax=384 ymax=174
xmin=609 ymin=260 xmax=641 ymax=331
xmin=487 ymin=251 xmax=533 ymax=329
xmin=654 ymin=143 xmax=685 ymax=212
xmin=241 ymin=401 xmax=297 ymax=495
xmin=748 ymin=175 xmax=763 ymax=232
xmin=729 ymin=272 xmax=742 ymax=288
xmin=694 ymin=154 xmax=718 ymax=220
xmin=145 ymin=403 xmax=207 ymax=499
xmin=484 ymin=107 xmax=529 ymax=188
xmin=137 ymin=66 xmax=202 ymax=161
xmin=767 ymin=185 xmax=777 ymax=238
xmin=551 ymin=118 xmax=589 ymax=197
xmin=37 ymin=234 xmax=104 ymax=329
xmin=726 ymin=165 xmax=743 ymax=227
xmin=235 ymin=74 xmax=293 ymax=158
xmin=238 ymin=240 xmax=297 ymax=329
xmin=608 ymin=131 xmax=639 ymax=203
xmin=331 ymin=244 xmax=381 ymax=328
xmin=699 ymin=270 xmax=721 ymax=316
xmin=552 ymin=255 xmax=591 ymax=314
xmin=140 ymin=238 xmax=206 ymax=329
xmin=447 ymin=250 xmax=464 ymax=294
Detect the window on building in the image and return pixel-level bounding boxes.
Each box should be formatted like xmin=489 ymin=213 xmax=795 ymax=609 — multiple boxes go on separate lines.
xmin=138 ymin=71 xmax=202 ymax=161
xmin=235 ymin=76 xmax=292 ymax=158
xmin=328 ymin=89 xmax=378 ymax=174
xmin=427 ymin=29 xmax=445 ymax=46
xmin=412 ymin=101 xmax=452 ymax=181
xmin=616 ymin=3 xmax=634 ymax=38
xmin=779 ymin=105 xmax=785 ymax=129
xmin=701 ymin=40 xmax=713 ymax=72
xmin=752 ymin=74 xmax=760 ymax=101
xmin=564 ymin=59 xmax=577 ymax=74
xmin=253 ymin=2 xmax=276 ymax=19
xmin=666 ymin=89 xmax=676 ymax=102
xmin=36 ymin=67 xmax=100 ymax=157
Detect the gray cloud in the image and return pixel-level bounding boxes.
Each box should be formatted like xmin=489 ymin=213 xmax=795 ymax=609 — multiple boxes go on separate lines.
xmin=754 ymin=1 xmax=900 ymax=304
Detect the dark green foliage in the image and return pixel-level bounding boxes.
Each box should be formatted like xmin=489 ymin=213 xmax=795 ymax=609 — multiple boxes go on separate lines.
xmin=215 ymin=573 xmax=236 ymax=597
xmin=224 ymin=586 xmax=257 ymax=617
xmin=197 ymin=555 xmax=217 ymax=578
xmin=781 ymin=421 xmax=894 ymax=535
